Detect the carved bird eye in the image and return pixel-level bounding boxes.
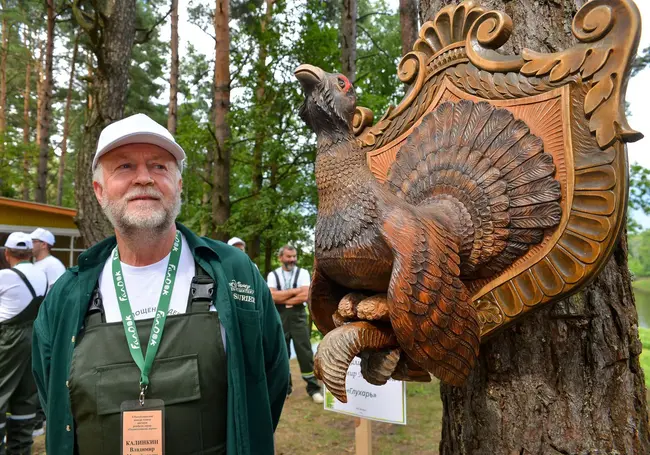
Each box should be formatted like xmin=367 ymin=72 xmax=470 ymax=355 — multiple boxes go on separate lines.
xmin=338 ymin=77 xmax=347 ymax=89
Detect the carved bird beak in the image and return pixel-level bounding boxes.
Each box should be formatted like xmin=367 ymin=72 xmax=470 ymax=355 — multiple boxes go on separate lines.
xmin=295 ymin=64 xmax=324 ymax=92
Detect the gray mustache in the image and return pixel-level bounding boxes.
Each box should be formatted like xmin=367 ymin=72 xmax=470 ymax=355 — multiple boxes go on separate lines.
xmin=126 ymin=189 xmax=163 ymax=200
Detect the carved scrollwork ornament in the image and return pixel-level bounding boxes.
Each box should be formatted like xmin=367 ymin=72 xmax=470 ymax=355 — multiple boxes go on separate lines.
xmin=474 ymin=294 xmax=504 ymax=328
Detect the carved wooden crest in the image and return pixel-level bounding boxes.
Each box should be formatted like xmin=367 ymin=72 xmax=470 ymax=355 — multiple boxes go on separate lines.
xmin=354 ymin=0 xmax=642 ymax=338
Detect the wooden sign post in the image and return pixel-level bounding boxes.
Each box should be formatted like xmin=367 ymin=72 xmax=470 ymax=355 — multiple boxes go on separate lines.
xmin=355 ymin=418 xmax=372 ymax=455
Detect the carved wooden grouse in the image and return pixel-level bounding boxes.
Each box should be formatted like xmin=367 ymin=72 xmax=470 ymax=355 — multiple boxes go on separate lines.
xmin=296 ymin=0 xmax=642 ymax=403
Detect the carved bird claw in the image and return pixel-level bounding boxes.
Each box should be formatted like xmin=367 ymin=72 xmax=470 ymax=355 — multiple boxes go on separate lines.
xmin=333 ymin=292 xmax=390 ymax=327
xmin=326 ymin=292 xmax=430 ymax=391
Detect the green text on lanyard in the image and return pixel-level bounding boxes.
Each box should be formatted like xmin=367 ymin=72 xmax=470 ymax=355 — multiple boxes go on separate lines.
xmin=112 ymin=231 xmax=182 ymax=405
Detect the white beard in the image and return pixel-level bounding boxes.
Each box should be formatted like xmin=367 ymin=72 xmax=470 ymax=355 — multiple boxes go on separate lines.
xmin=101 ymin=187 xmax=181 ymax=234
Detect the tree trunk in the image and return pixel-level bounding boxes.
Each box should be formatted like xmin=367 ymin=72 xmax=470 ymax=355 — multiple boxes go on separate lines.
xmin=22 ymin=33 xmax=32 ymax=201
xmin=74 ymin=0 xmax=137 ymax=246
xmin=35 ymin=40 xmax=43 ymax=147
xmin=340 ymin=0 xmax=356 ymax=84
xmin=0 ymin=1 xmax=9 ymax=155
xmin=86 ymin=51 xmax=93 ymax=112
xmin=263 ymin=148 xmax=279 ymax=276
xmin=248 ymin=0 xmax=275 ymax=261
xmin=413 ymin=1 xmax=650 ymax=453
xmin=399 ymin=0 xmax=418 ymax=56
xmin=57 ymin=33 xmax=79 ymax=207
xmin=167 ymin=0 xmax=179 ymax=135
xmin=35 ymin=0 xmax=55 ymax=203
xmin=200 ymin=178 xmax=212 ymax=237
xmin=264 ymin=241 xmax=273 ymax=279
xmin=210 ymin=0 xmax=231 ymax=242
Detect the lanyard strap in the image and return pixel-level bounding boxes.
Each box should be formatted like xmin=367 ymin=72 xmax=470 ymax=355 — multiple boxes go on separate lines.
xmin=112 ymin=231 xmax=182 ymax=400
xmin=281 ymin=269 xmax=293 ymax=290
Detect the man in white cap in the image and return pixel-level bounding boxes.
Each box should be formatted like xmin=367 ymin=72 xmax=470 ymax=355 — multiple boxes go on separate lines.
xmin=30 ymin=228 xmax=66 ymax=292
xmin=228 ymin=237 xmax=259 ymax=269
xmin=227 ymin=237 xmax=246 ymax=252
xmin=0 ymin=232 xmax=47 ymax=454
xmin=33 ymin=113 xmax=288 ymax=455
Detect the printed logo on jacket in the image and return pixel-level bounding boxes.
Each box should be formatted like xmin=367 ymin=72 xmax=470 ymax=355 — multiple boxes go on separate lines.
xmin=229 ymin=280 xmax=256 ymax=303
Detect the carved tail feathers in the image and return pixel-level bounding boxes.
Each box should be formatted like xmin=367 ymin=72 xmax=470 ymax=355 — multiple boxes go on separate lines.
xmin=386 ymin=100 xmax=561 ymax=280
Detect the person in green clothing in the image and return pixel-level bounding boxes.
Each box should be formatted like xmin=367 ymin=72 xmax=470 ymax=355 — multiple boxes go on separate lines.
xmin=32 ymin=113 xmax=289 ymax=455
xmin=267 ymin=246 xmax=323 ymax=404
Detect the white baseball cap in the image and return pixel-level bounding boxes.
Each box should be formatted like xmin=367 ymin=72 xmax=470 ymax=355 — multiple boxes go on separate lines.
xmin=31 ymin=228 xmax=56 ymax=246
xmin=5 ymin=232 xmax=33 ymax=250
xmin=92 ymin=113 xmax=186 ymax=172
xmin=228 ymin=237 xmax=245 ymax=246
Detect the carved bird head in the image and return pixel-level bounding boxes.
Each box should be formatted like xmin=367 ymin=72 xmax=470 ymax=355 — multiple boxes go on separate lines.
xmin=295 ymin=64 xmax=357 ymax=140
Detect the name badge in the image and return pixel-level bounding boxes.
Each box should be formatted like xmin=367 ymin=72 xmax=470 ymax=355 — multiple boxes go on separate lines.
xmin=121 ymin=399 xmax=165 ymax=455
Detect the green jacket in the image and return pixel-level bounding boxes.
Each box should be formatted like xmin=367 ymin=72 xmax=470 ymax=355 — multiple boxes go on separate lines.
xmin=32 ymin=223 xmax=289 ymax=455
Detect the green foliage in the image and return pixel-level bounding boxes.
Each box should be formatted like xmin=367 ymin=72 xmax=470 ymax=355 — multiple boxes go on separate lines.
xmin=631 ymin=46 xmax=650 ymax=78
xmin=629 ymin=230 xmax=650 ymax=277
xmin=1 ymin=0 xmax=405 ymax=272
xmin=355 ymin=0 xmax=403 ymax=115
xmin=125 ymin=1 xmax=168 ymax=125
xmin=638 ymin=327 xmax=650 ymax=387
xmin=171 ymin=0 xmax=402 ymax=274
xmin=629 ymin=163 xmax=650 ymax=234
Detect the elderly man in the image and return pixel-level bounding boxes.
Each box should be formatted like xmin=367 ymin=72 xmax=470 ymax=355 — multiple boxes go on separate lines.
xmin=32 ymin=114 xmax=289 ymax=455
xmin=30 ymin=228 xmax=66 ymax=292
xmin=0 ymin=232 xmax=47 ymax=454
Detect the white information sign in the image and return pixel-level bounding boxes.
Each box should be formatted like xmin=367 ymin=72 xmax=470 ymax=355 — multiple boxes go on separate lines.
xmin=323 ymin=357 xmax=407 ymax=425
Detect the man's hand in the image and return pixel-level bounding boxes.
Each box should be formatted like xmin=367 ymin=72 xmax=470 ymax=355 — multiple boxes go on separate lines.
xmin=269 ymin=287 xmax=300 ymax=304
xmin=283 ymin=286 xmax=309 ymax=305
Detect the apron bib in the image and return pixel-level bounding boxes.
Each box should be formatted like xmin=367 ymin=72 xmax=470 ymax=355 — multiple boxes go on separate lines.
xmin=69 ymin=292 xmax=228 ymax=455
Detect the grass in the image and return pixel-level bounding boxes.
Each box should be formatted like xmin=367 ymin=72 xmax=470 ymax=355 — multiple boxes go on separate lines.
xmin=633 ymin=276 xmax=650 ymax=293
xmin=33 ymin=434 xmax=45 ymax=454
xmin=275 ymin=360 xmax=442 ymax=455
xmin=30 ymin=360 xmax=442 ymax=455
xmin=639 ymin=327 xmax=650 ymax=388
xmin=28 ymin=338 xmax=650 ymax=454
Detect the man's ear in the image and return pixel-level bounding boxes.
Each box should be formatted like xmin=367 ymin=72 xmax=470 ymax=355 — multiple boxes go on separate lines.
xmin=93 ymin=179 xmax=104 ymax=205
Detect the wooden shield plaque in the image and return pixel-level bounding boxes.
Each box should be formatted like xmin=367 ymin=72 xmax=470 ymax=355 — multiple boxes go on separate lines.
xmin=354 ymin=0 xmax=643 ymax=337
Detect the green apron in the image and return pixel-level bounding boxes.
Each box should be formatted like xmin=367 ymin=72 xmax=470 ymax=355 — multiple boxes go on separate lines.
xmin=0 ymin=275 xmax=44 ymax=455
xmin=69 ymin=282 xmax=228 ymax=455
xmin=0 ymin=322 xmax=39 ymax=455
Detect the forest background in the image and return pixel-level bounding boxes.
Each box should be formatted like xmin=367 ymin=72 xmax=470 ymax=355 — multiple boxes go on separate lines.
xmin=0 ymin=0 xmax=410 ymax=277
xmin=4 ymin=0 xmax=650 ymax=453
xmin=1 ymin=0 xmax=650 ymax=278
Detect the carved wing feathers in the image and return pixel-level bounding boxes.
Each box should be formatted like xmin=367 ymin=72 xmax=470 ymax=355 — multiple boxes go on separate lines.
xmin=387 ymin=100 xmax=561 ymax=279
xmin=382 ymin=209 xmax=480 ymax=385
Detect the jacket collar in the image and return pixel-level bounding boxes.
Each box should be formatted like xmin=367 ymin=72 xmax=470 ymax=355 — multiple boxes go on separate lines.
xmin=76 ymin=222 xmax=219 ymax=272
xmin=177 ymin=223 xmax=220 ymax=261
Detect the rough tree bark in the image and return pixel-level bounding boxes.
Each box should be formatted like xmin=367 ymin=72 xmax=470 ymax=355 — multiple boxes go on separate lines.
xmin=263 ymin=147 xmax=279 ymax=276
xmin=248 ymin=0 xmax=275 ymax=261
xmin=415 ymin=0 xmax=650 ymax=453
xmin=0 ymin=0 xmax=9 ymax=155
xmin=167 ymin=0 xmax=179 ymax=135
xmin=340 ymin=0 xmax=357 ymax=84
xmin=86 ymin=51 xmax=93 ymax=112
xmin=399 ymin=0 xmax=418 ymax=56
xmin=57 ymin=33 xmax=79 ymax=206
xmin=35 ymin=0 xmax=55 ymax=203
xmin=210 ymin=0 xmax=231 ymax=242
xmin=35 ymin=40 xmax=43 ymax=147
xmin=22 ymin=31 xmax=32 ymax=200
xmin=73 ymin=0 xmax=137 ymax=246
